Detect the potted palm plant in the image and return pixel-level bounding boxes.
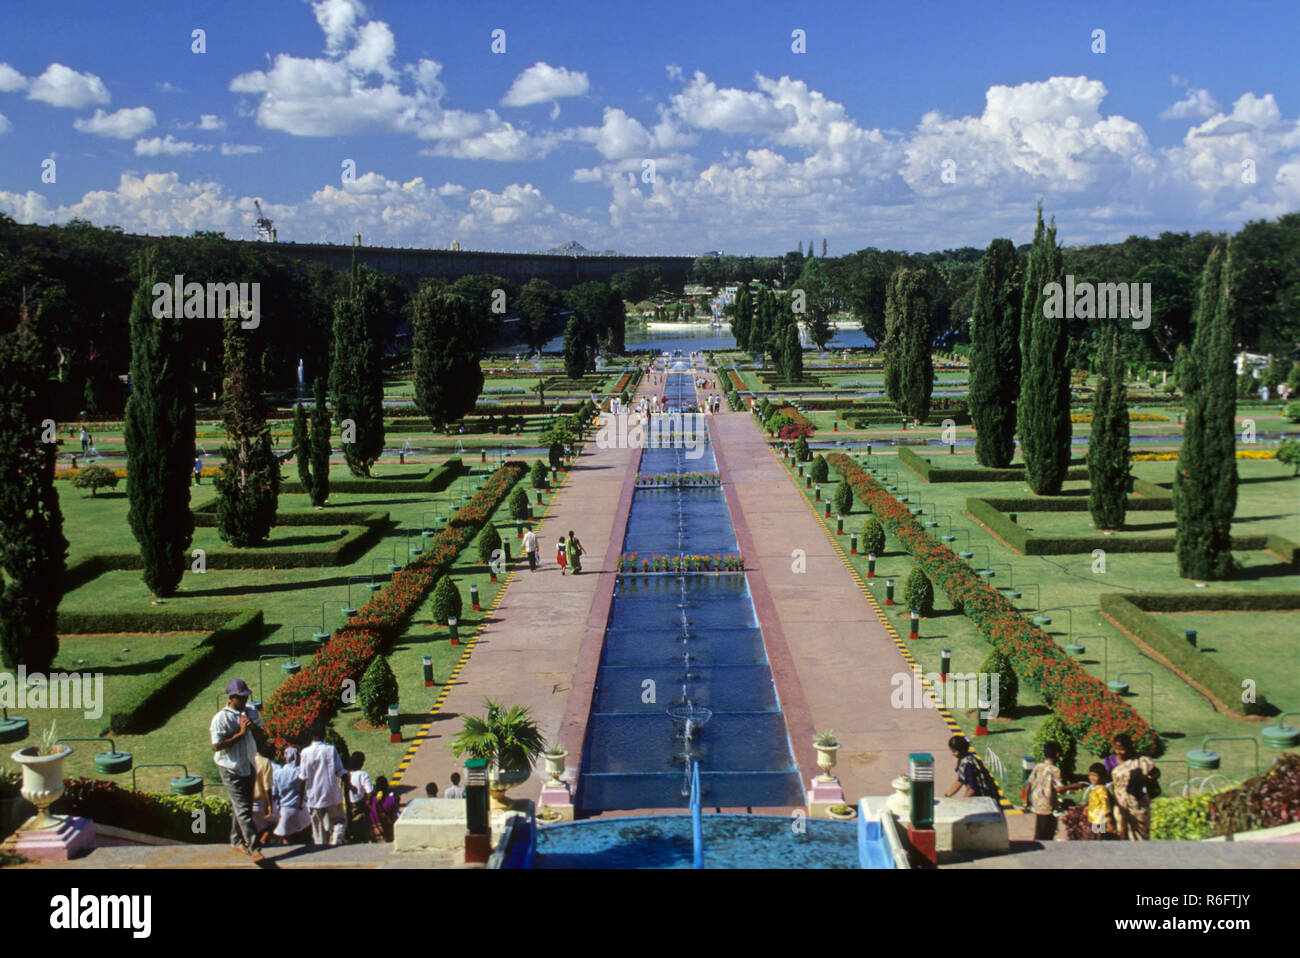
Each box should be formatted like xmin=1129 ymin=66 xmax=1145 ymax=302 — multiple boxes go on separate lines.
xmin=449 ymin=699 xmax=546 ymax=810
xmin=814 ymin=729 xmax=840 ymax=783
xmin=11 ymin=721 xmax=72 ymax=830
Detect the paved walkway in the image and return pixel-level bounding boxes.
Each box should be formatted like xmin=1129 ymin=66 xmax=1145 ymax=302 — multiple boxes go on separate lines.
xmin=709 ymin=400 xmax=957 ymax=802
xmin=395 ymin=376 xmax=655 ymax=798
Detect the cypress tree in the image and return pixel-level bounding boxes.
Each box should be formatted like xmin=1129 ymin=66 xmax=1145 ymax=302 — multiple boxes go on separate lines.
xmin=292 ymin=400 xmax=312 ymax=499
xmin=330 ymin=272 xmax=385 ymax=477
xmin=214 ymin=313 xmax=280 ymax=546
xmin=779 ymin=322 xmax=803 ymax=383
xmin=562 ymin=315 xmax=588 ymax=379
xmin=1174 ymin=244 xmax=1238 ymax=580
xmin=125 ymin=250 xmax=195 ymax=597
xmin=1017 ymin=206 xmax=1072 ymax=494
xmin=969 ymin=238 xmax=1022 ymax=467
xmin=309 ymin=375 xmax=331 ymax=507
xmin=1088 ymin=324 xmax=1130 ymax=530
xmin=732 ymin=284 xmax=753 ymax=353
xmin=883 ymin=266 xmax=935 ymax=425
xmin=0 ymin=295 xmax=68 ymax=672
xmin=413 ymin=289 xmax=485 ymax=430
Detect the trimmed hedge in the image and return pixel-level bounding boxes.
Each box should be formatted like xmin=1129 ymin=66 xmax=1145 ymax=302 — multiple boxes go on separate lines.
xmin=1098 ymin=591 xmax=1300 ymax=715
xmin=826 ymin=452 xmax=1158 ymax=757
xmin=900 ymin=445 xmax=1087 ymax=483
xmin=51 ymin=610 xmax=264 ymax=734
xmin=280 ymin=458 xmax=462 ymax=495
xmin=58 ymin=778 xmax=233 ymax=844
xmin=967 ymin=496 xmax=1300 ymax=560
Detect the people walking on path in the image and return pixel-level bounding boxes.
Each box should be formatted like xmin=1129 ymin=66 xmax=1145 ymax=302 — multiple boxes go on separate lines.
xmin=299 ymin=722 xmax=348 ymax=846
xmin=1109 ymin=733 xmax=1160 ymax=840
xmin=943 ymin=735 xmax=998 ymax=800
xmin=252 ymin=744 xmax=278 ymax=838
xmin=209 ymin=678 xmax=266 ymax=862
xmin=566 ymin=530 xmax=585 ymax=574
xmin=444 ymin=772 xmax=465 ymax=799
xmin=271 ymin=746 xmax=310 ymax=844
xmin=79 ymin=426 xmax=88 ymax=453
xmin=194 ymin=455 xmax=203 ymax=485
xmin=523 ymin=528 xmax=539 ymax=571
xmin=347 ymin=752 xmax=374 ymax=842
xmin=556 ymin=537 xmax=568 ymax=575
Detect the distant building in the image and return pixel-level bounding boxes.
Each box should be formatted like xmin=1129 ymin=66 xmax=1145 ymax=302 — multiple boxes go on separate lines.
xmin=1236 ymin=351 xmax=1270 ymax=378
xmin=449 ymin=240 xmax=461 ymax=250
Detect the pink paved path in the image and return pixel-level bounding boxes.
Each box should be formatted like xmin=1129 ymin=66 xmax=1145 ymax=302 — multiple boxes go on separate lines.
xmin=709 ymin=400 xmax=957 ymax=802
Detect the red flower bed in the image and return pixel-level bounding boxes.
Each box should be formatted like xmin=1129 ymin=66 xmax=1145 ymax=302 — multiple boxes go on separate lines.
xmin=776 ymin=405 xmax=816 ymax=439
xmin=727 ymin=368 xmax=747 ymax=392
xmin=826 ymin=452 xmax=1157 ymax=757
xmin=261 ymin=461 xmax=528 ymax=751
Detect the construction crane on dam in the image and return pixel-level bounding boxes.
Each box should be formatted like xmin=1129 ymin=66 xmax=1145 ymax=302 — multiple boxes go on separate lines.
xmin=253 ymin=199 xmax=277 ymax=242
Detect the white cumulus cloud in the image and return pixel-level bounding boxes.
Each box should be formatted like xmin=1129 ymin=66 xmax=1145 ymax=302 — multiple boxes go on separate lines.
xmin=26 ymin=63 xmax=110 ymax=108
xmin=74 ymin=106 xmax=157 ymax=139
xmin=501 ymin=62 xmax=590 ymax=107
xmin=134 ymin=135 xmax=212 ymax=156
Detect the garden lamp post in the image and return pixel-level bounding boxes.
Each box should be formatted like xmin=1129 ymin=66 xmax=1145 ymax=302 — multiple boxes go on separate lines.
xmin=1033 ymin=607 xmax=1074 ymax=643
xmin=987 ymin=563 xmax=1015 ymax=588
xmin=370 ymin=558 xmax=393 ymax=584
xmin=257 ymin=654 xmax=292 ymax=708
xmin=1115 ymin=671 xmax=1155 ymax=730
xmin=132 ymin=764 xmax=204 ymax=796
xmin=291 ymin=626 xmax=320 ymax=660
xmin=941 ymin=526 xmax=967 ymax=548
xmin=958 ymin=543 xmax=990 ymax=569
xmin=345 ymin=576 xmax=369 ymax=617
xmin=57 ymin=737 xmax=132 ymax=775
xmin=1186 ymin=736 xmax=1260 ymax=777
xmin=1072 ymin=635 xmax=1117 ymax=689
xmin=1261 ymin=711 xmax=1300 ymax=750
xmin=0 ymin=708 xmax=29 ymax=744
xmin=317 ymin=601 xmax=336 ymax=641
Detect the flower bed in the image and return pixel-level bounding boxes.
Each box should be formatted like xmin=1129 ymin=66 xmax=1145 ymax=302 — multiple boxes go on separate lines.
xmin=1131 ymin=449 xmax=1278 ymax=462
xmin=617 ymin=552 xmax=744 ymax=573
xmin=727 ymin=368 xmax=747 ymax=393
xmin=1070 ymin=412 xmax=1170 ymax=423
xmin=773 ymin=405 xmax=815 ymax=440
xmin=826 ymin=452 xmax=1157 ymax=757
xmin=635 ymin=472 xmax=721 ymax=487
xmin=260 ymin=460 xmax=527 ymax=751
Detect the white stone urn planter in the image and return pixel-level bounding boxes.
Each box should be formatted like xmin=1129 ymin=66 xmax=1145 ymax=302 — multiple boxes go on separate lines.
xmin=11 ymin=744 xmax=72 ymax=830
xmin=814 ymin=742 xmax=840 ymax=783
xmin=543 ymin=749 xmax=567 ymax=786
xmin=489 ymin=765 xmax=531 ymax=810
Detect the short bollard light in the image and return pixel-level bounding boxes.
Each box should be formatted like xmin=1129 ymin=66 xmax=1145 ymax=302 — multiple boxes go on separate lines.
xmin=814 ymin=484 xmax=821 ymax=501
xmin=908 ymin=753 xmax=934 ymax=829
xmin=1262 ymin=712 xmax=1300 ymax=749
xmin=423 ymin=655 xmax=434 ymax=688
xmin=516 ymin=519 xmax=523 ymax=539
xmin=885 ymin=578 xmax=895 ymax=605
xmin=470 ymin=583 xmax=481 ymax=611
xmin=909 ymin=609 xmax=920 ymax=639
xmin=0 ymin=708 xmax=29 ymax=744
xmin=1185 ymin=630 xmax=1197 ymax=648
xmin=388 ymin=705 xmax=401 ymax=743
xmin=850 ymin=532 xmax=858 ymax=554
xmin=867 ymin=553 xmax=876 ymax=578
xmin=940 ymin=648 xmax=951 ymax=683
xmin=824 ymin=501 xmax=832 ymax=518
xmin=836 ymin=515 xmax=844 ymax=535
xmin=481 ymin=450 xmax=486 ymax=462
xmin=949 ymin=443 xmax=955 ymax=455
xmin=975 ymin=699 xmax=990 ymax=737
xmin=448 ymin=615 xmax=459 ymax=645
xmin=536 ymin=489 xmax=543 ymax=505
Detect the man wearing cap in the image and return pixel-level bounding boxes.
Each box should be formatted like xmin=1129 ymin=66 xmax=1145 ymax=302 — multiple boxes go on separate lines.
xmin=210 ymin=678 xmax=267 ymax=862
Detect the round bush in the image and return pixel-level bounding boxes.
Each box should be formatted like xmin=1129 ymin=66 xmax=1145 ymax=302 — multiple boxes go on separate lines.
xmin=978 ymin=648 xmax=1019 ymax=715
xmin=1031 ymin=714 xmax=1078 ymax=779
xmin=809 ymin=454 xmax=829 ymax=484
xmin=833 ymin=479 xmax=853 ymax=516
xmin=431 ymin=575 xmax=463 ymax=625
xmin=548 ymin=442 xmax=564 ymax=469
xmin=794 ymin=437 xmax=811 ymax=462
xmin=70 ymin=464 xmax=120 ymax=497
xmin=476 ymin=523 xmax=502 ymax=567
xmin=1285 ymin=400 xmax=1300 ymax=424
xmin=359 ymin=654 xmax=399 ymax=727
xmin=529 ymin=459 xmax=549 ymax=489
xmin=903 ymin=567 xmax=934 ymax=616
xmin=860 ymin=517 xmax=886 ymax=556
xmin=508 ymin=486 xmax=530 ymax=521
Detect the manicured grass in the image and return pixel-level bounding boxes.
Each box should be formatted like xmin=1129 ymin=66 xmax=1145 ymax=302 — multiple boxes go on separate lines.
xmin=783 ymin=449 xmax=1300 ymax=792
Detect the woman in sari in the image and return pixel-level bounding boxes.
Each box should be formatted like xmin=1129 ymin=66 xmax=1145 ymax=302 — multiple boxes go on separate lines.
xmin=1109 ymin=733 xmax=1160 ymax=840
xmin=566 ymin=530 xmax=585 ymax=575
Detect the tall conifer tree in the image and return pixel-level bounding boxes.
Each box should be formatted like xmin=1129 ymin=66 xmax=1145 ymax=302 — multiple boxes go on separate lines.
xmin=292 ymin=400 xmax=312 ymax=496
xmin=883 ymin=266 xmax=935 ymax=424
xmin=969 ymin=238 xmax=1022 ymax=467
xmin=1017 ymin=206 xmax=1072 ymax=494
xmin=0 ymin=294 xmax=67 ymax=671
xmin=732 ymin=284 xmax=753 ymax=353
xmin=1087 ymin=323 xmax=1130 ymax=530
xmin=309 ymin=375 xmax=331 ymax=507
xmin=1174 ymin=244 xmax=1238 ymax=579
xmin=125 ymin=250 xmax=195 ymax=597
xmin=214 ymin=313 xmax=280 ymax=546
xmin=330 ymin=270 xmax=385 ymax=476
xmin=412 ymin=289 xmax=484 ymax=430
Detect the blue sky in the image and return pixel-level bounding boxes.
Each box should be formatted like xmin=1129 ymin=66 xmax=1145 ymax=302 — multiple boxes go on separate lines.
xmin=1 ymin=0 xmax=1297 ymax=254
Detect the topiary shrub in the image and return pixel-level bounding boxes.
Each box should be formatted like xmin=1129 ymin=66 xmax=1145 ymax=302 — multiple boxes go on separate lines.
xmin=548 ymin=442 xmax=564 ymax=470
xmin=476 ymin=523 xmax=502 ymax=568
xmin=903 ymin=566 xmax=934 ymax=616
xmin=794 ymin=437 xmax=811 ymax=462
xmin=861 ymin=516 xmax=886 ymax=556
xmin=1031 ymin=714 xmax=1078 ymax=779
xmin=359 ymin=654 xmax=399 ymax=727
xmin=978 ymin=648 xmax=1019 ymax=715
xmin=70 ymin=464 xmax=120 ymax=497
xmin=431 ymin=575 xmax=463 ymax=625
xmin=508 ymin=486 xmax=530 ymax=521
xmin=810 ymin=454 xmax=829 ymax=484
xmin=529 ymin=459 xmax=549 ymax=489
xmin=833 ymin=479 xmax=853 ymax=516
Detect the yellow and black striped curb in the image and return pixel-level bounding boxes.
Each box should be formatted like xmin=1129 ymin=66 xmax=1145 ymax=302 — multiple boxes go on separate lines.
xmin=777 ymin=448 xmax=1019 ymax=813
xmin=390 ymin=457 xmax=569 ymax=786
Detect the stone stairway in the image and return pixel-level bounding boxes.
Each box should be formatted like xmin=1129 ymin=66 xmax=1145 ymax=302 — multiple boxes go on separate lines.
xmin=945 ymin=839 xmax=1299 ymax=869
xmin=11 ymin=841 xmax=468 ymax=869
